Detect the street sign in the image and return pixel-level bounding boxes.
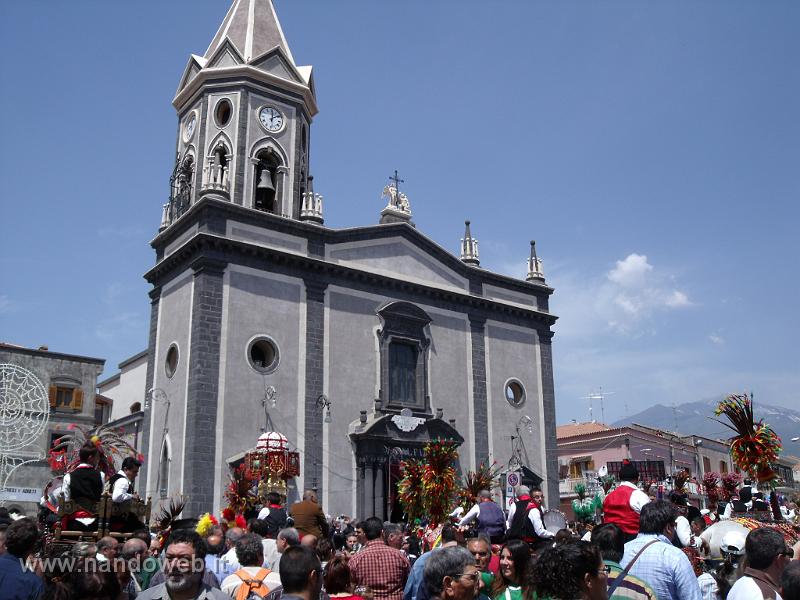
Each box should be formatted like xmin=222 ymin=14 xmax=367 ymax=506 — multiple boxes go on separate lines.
xmin=505 ymin=471 xmax=521 ymax=508
xmin=0 ymin=486 xmax=40 ymax=503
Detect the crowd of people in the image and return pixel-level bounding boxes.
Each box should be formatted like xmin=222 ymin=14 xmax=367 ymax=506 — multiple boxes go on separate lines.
xmin=0 ymin=466 xmax=798 ymax=600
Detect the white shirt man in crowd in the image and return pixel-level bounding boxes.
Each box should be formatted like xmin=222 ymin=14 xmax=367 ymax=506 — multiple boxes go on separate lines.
xmin=728 ymin=527 xmax=792 ymax=600
xmin=221 ymin=533 xmax=282 ymax=599
xmin=505 ymin=486 xmax=554 ymax=542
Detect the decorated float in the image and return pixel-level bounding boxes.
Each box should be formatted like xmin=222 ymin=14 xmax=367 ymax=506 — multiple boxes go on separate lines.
xmin=700 ymin=393 xmax=799 ymax=558
xmin=223 ymin=430 xmax=300 ymax=522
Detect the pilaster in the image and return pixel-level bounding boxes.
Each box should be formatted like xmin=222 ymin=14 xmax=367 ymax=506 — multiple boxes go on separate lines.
xmin=140 ymin=287 xmax=161 ymax=498
xmin=183 ymin=258 xmax=226 ymax=515
xmin=303 ymin=278 xmax=327 ymax=495
xmin=469 ymin=313 xmax=490 ymax=466
xmin=538 ymin=329 xmax=559 ymax=508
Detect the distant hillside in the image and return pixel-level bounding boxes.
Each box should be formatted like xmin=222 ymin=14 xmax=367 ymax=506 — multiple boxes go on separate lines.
xmin=613 ymin=398 xmax=800 ymax=447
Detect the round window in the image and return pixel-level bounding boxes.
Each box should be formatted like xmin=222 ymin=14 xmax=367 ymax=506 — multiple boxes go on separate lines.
xmin=504 ymin=379 xmax=525 ymax=407
xmin=248 ymin=337 xmax=279 ymax=373
xmin=215 ymin=98 xmax=233 ymax=127
xmin=165 ymin=344 xmax=179 ymax=378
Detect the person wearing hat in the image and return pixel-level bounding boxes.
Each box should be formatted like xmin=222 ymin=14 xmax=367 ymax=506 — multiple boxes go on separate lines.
xmin=669 ymin=492 xmax=707 ymax=552
xmin=701 ymin=530 xmax=748 ymax=598
xmin=602 ymin=460 xmax=650 ymax=543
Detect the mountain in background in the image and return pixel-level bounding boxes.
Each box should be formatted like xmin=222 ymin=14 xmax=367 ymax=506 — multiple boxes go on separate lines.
xmin=612 ymin=398 xmax=800 ymax=448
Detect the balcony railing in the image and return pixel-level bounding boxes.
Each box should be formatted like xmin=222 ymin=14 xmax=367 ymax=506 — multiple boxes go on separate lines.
xmin=559 ymin=476 xmax=601 ymax=496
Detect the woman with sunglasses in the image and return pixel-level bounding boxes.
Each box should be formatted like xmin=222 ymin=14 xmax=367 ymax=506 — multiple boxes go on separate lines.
xmin=531 ymin=541 xmax=608 ymax=600
xmin=489 ymin=539 xmax=535 ymax=600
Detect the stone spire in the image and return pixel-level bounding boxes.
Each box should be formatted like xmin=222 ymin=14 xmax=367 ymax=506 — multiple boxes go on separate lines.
xmin=204 ymin=0 xmax=296 ymax=64
xmin=460 ymin=220 xmax=480 ymax=266
xmin=526 ymin=240 xmax=545 ymax=282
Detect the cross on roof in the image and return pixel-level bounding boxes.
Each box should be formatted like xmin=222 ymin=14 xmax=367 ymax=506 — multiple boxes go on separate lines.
xmin=389 ymin=170 xmax=404 ymax=195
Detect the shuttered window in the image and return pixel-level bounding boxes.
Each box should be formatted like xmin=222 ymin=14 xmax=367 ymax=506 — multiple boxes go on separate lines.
xmin=48 ymin=385 xmax=83 ymax=410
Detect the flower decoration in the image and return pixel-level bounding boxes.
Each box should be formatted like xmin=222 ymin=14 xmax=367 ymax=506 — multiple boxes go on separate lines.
xmin=196 ymin=513 xmax=219 ymax=537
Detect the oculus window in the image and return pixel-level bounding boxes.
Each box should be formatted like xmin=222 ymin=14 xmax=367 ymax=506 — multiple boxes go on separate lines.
xmin=248 ymin=337 xmax=280 ymax=374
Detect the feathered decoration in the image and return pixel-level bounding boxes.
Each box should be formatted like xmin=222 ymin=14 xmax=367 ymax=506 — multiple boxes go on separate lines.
xmin=712 ymin=393 xmax=782 ymax=484
xmin=673 ymin=469 xmax=690 ymax=494
xmin=221 ymin=507 xmax=235 ymax=524
xmin=720 ymin=472 xmax=743 ymax=501
xmin=48 ymin=423 xmax=142 ymax=478
xmin=224 ymin=463 xmax=259 ymax=515
xmin=420 ymin=440 xmax=459 ymax=525
xmin=235 ymin=514 xmax=247 ymax=529
xmin=457 ymin=461 xmax=501 ymax=509
xmin=154 ymin=496 xmax=186 ymax=547
xmin=196 ymin=513 xmax=218 ymax=537
xmin=571 ymin=483 xmax=603 ymax=523
xmin=702 ymin=472 xmax=722 ymax=506
xmin=398 ymin=460 xmax=426 ymax=523
xmin=397 ymin=440 xmax=460 ymax=526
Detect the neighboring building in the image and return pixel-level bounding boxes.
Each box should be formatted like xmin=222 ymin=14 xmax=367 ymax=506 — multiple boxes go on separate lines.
xmin=98 ymin=350 xmax=147 ymax=421
xmin=0 ymin=343 xmax=105 ymax=515
xmin=556 ymin=421 xmax=703 ymax=517
xmin=140 ymin=0 xmax=559 ymax=519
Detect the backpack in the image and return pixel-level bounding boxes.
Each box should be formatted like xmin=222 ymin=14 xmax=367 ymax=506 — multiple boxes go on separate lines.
xmin=234 ymin=568 xmax=280 ymax=600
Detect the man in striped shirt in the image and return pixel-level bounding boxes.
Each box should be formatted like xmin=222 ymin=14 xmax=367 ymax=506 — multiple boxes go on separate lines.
xmin=592 ymin=523 xmax=656 ymax=599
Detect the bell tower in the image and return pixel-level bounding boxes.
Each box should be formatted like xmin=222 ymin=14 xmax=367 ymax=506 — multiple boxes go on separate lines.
xmin=160 ymin=0 xmax=319 ymax=230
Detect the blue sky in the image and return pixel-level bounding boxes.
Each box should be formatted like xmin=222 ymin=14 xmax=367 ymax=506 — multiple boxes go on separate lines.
xmin=1 ymin=1 xmax=798 ymax=425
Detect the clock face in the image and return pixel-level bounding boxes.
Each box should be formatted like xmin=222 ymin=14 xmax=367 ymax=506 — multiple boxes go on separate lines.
xmin=183 ymin=113 xmax=196 ymax=141
xmin=259 ymin=106 xmax=284 ymax=132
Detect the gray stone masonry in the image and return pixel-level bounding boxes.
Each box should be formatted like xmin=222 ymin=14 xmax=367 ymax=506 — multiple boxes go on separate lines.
xmin=139 ymin=289 xmax=161 ymax=497
xmin=184 ymin=260 xmax=225 ymax=515
xmin=538 ymin=331 xmax=559 ymax=508
xmin=469 ymin=314 xmax=490 ymax=466
xmin=303 ymin=278 xmax=327 ymax=493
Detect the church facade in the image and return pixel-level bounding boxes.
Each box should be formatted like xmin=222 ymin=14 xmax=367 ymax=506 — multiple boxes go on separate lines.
xmin=140 ymin=0 xmax=559 ymax=519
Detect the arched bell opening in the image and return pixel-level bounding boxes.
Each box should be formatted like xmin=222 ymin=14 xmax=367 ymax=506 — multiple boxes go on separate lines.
xmin=253 ymin=148 xmax=282 ymax=214
xmin=202 ymin=139 xmax=232 ymax=195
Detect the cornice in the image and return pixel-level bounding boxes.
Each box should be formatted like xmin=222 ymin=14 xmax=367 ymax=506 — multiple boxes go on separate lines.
xmin=173 ymin=65 xmax=318 ymax=116
xmin=150 ymin=197 xmax=556 ymax=299
xmin=144 ymin=232 xmax=558 ymax=329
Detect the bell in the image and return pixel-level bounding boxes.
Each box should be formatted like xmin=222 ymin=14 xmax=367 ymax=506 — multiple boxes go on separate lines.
xmin=257 ymin=167 xmax=275 ymax=192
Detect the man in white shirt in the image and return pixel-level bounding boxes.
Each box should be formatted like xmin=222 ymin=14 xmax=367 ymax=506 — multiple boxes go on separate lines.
xmin=669 ymin=493 xmax=707 ymax=552
xmin=602 ymin=460 xmax=650 ymax=542
xmin=110 ymin=457 xmax=141 ymax=503
xmin=221 ymin=533 xmax=282 ymax=599
xmin=505 ymin=486 xmax=554 ymax=543
xmin=107 ymin=457 xmax=143 ymax=530
xmin=728 ymin=527 xmax=791 ymax=600
xmin=458 ymin=490 xmax=506 ymax=543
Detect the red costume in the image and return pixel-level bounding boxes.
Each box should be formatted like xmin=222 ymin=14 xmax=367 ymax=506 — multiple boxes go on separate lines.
xmin=603 ymin=484 xmax=640 ymax=535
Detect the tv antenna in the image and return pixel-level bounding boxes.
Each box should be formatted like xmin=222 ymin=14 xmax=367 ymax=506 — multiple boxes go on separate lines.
xmin=580 ymin=387 xmax=615 ymax=423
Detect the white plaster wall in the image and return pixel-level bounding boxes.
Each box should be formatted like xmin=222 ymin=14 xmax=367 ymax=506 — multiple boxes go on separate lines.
xmin=104 ymin=358 xmax=147 ymax=421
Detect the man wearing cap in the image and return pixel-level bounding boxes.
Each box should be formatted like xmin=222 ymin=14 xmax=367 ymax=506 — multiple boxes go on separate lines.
xmin=603 ymin=460 xmax=650 ymax=543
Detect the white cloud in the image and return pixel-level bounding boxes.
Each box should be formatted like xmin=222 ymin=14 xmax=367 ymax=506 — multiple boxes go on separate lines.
xmin=550 ymin=252 xmax=692 ymax=338
xmin=709 ymin=334 xmax=725 ymax=345
xmin=664 ymin=290 xmax=690 ymax=308
xmin=608 ymin=253 xmax=653 ymax=288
